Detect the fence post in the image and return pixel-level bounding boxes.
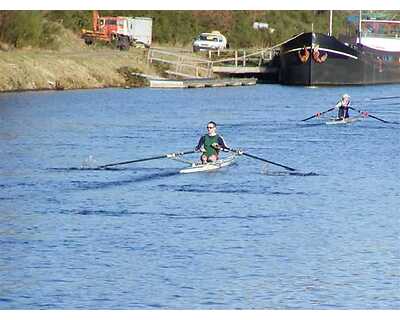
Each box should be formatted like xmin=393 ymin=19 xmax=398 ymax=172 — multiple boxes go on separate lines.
xmin=243 ymin=51 xmax=246 ymax=67
xmin=180 ymin=57 xmax=185 ymax=73
xmin=235 ymin=51 xmax=238 ymax=67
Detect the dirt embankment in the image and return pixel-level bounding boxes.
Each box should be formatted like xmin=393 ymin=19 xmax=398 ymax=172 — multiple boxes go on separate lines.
xmin=0 ymin=46 xmax=161 ymax=92
xmin=0 ymin=26 xmax=167 ymax=92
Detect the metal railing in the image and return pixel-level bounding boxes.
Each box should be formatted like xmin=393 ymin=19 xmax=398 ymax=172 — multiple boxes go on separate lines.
xmin=147 ymin=48 xmax=212 ymax=78
xmin=147 ymin=46 xmax=280 ymax=78
xmin=208 ymin=48 xmax=279 ymax=67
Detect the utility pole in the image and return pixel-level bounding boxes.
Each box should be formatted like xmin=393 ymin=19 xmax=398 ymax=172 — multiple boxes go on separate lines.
xmin=358 ymin=10 xmax=362 ymax=43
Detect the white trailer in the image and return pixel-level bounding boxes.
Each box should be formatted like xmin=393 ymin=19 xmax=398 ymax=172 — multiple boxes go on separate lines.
xmin=132 ymin=17 xmax=153 ymax=48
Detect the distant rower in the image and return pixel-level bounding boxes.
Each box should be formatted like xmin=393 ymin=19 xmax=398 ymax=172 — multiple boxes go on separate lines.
xmin=335 ymin=94 xmax=351 ymax=119
xmin=195 ymin=121 xmax=229 ymax=164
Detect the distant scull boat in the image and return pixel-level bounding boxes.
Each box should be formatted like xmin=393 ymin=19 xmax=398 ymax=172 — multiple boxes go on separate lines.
xmin=325 ymin=117 xmax=362 ymax=125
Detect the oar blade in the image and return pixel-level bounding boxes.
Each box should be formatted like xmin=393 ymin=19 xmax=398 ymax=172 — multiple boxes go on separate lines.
xmin=370 ymin=95 xmax=400 ymax=101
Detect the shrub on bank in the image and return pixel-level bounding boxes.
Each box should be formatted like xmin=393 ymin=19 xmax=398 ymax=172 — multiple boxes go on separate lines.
xmin=117 ymin=66 xmax=149 ymax=88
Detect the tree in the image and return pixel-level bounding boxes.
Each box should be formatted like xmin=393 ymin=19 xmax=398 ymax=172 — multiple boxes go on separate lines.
xmin=0 ymin=11 xmax=43 ymax=48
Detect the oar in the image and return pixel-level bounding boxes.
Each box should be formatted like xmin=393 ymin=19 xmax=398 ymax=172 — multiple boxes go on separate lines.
xmin=98 ymin=150 xmax=196 ymax=169
xmin=225 ymin=147 xmax=296 ymax=171
xmin=370 ymin=95 xmax=400 ymax=101
xmin=348 ymin=106 xmax=390 ymax=124
xmin=301 ymin=107 xmax=335 ymax=121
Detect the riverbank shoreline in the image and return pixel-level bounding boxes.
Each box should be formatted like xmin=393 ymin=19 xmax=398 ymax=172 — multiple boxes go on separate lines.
xmin=0 ymin=85 xmax=136 ymax=94
xmin=0 ymin=46 xmax=160 ymax=93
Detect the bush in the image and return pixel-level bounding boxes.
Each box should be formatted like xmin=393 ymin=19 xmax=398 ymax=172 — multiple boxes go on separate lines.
xmin=0 ymin=11 xmax=43 ymax=48
xmin=117 ymin=66 xmax=149 ymax=87
xmin=39 ymin=21 xmax=62 ymax=49
xmin=45 ymin=11 xmax=91 ymax=32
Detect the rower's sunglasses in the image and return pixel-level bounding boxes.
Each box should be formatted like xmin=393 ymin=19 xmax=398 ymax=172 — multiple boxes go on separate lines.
xmin=207 ymin=126 xmax=215 ymax=129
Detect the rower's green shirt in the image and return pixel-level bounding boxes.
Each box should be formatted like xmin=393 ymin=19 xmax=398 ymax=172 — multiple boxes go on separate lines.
xmin=203 ymin=134 xmax=219 ymax=156
xmin=195 ymin=134 xmax=228 ymax=156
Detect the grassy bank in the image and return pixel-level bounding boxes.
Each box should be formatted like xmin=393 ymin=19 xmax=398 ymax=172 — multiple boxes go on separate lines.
xmin=0 ymin=46 xmax=160 ymax=92
xmin=0 ymin=22 xmax=165 ymax=92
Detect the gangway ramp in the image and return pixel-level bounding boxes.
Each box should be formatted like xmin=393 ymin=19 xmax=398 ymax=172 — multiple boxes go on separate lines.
xmin=147 ymin=47 xmax=279 ymax=79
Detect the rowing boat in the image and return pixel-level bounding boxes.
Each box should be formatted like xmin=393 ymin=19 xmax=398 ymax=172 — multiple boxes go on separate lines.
xmin=325 ymin=117 xmax=362 ymax=125
xmin=98 ymin=148 xmax=296 ymax=173
xmin=178 ymin=153 xmax=237 ymax=174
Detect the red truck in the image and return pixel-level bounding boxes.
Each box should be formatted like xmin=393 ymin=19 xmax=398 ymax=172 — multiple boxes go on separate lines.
xmin=81 ymin=11 xmax=133 ymax=50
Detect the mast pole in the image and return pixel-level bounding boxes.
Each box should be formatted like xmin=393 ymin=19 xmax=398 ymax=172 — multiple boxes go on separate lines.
xmin=358 ymin=10 xmax=362 ymax=43
xmin=329 ymin=10 xmax=333 ymax=36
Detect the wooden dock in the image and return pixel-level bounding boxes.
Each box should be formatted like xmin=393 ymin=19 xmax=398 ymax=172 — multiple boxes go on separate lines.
xmin=149 ymin=77 xmax=257 ymax=89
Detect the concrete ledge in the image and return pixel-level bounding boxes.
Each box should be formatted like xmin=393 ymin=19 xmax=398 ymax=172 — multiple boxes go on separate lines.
xmin=149 ymin=77 xmax=257 ymax=89
xmin=212 ymin=66 xmax=270 ymax=73
xmin=149 ymin=80 xmax=185 ymax=88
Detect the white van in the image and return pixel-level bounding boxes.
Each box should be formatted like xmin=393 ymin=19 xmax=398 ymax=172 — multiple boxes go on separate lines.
xmin=192 ymin=31 xmax=227 ymax=52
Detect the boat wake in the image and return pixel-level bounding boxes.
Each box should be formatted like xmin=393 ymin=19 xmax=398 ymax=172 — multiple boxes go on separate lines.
xmin=80 ymin=155 xmax=99 ymax=169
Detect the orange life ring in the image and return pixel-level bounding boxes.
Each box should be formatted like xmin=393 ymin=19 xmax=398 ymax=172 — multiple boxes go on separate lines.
xmin=298 ymin=47 xmax=310 ymax=63
xmin=312 ymin=47 xmax=328 ymax=63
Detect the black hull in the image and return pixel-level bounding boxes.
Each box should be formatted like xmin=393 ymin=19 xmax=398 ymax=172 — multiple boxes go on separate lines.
xmin=279 ymin=32 xmax=400 ymax=86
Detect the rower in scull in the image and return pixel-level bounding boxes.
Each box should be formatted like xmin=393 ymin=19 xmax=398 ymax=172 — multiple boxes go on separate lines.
xmin=195 ymin=121 xmax=229 ymax=164
xmin=334 ymin=93 xmax=351 ymax=120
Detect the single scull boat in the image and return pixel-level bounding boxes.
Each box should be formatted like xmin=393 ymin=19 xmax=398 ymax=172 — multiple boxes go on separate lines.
xmin=325 ymin=117 xmax=362 ymax=125
xmin=177 ymin=153 xmax=237 ymax=174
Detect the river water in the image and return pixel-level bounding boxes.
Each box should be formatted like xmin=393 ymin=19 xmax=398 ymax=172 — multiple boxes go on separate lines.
xmin=0 ymin=84 xmax=399 ymax=309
